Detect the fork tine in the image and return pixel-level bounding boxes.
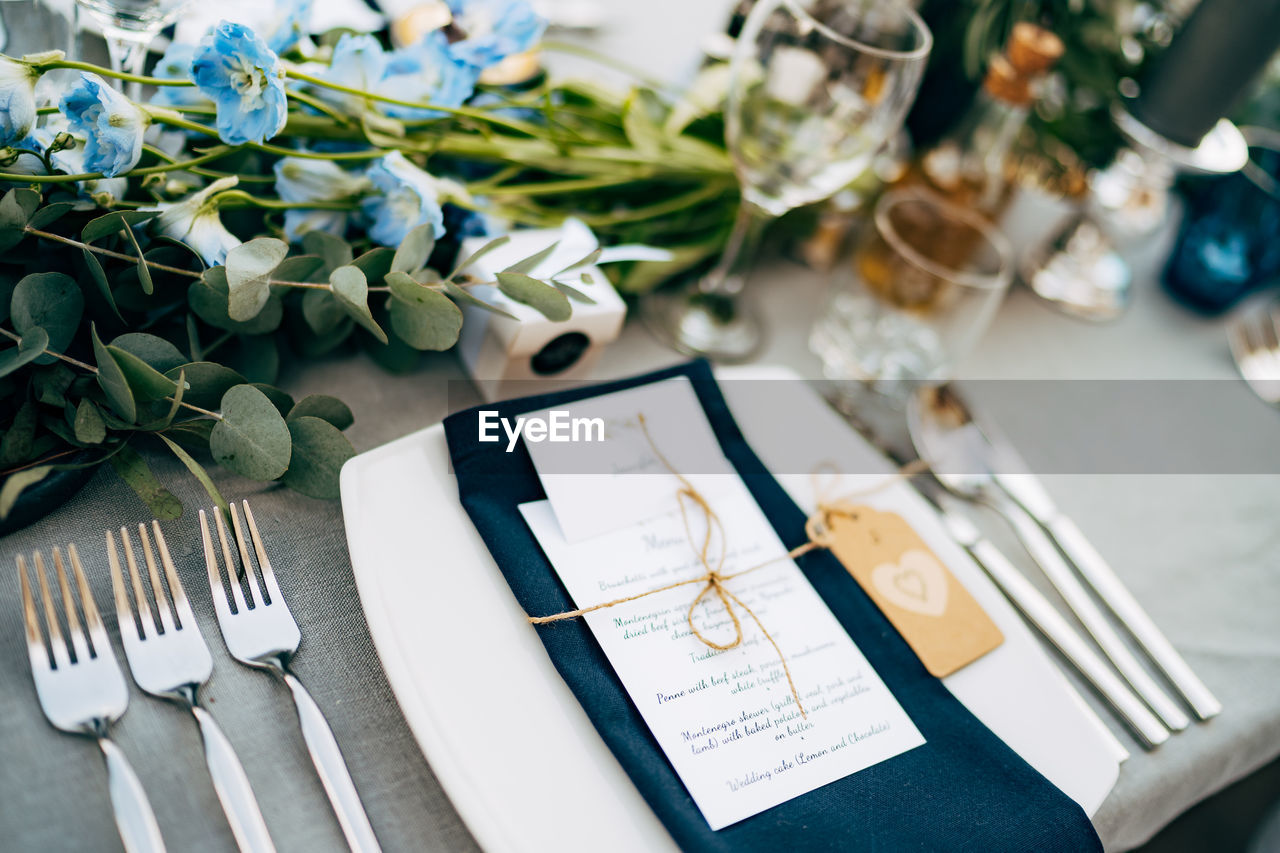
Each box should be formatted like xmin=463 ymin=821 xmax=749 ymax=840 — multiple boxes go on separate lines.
xmin=52 ymin=547 xmax=91 ymax=663
xmin=212 ymin=508 xmax=250 ymax=614
xmin=137 ymin=524 xmax=177 ymax=634
xmin=119 ymin=528 xmax=156 ymax=639
xmin=68 ymin=543 xmax=108 ymax=656
xmin=33 ymin=552 xmax=71 ymax=670
xmin=106 ymin=530 xmax=141 ymax=646
xmin=151 ymin=521 xmax=196 ymax=630
xmin=200 ymin=509 xmax=236 ymax=621
xmin=228 ymin=503 xmax=265 ymax=608
xmin=16 ymin=555 xmax=50 ymax=672
xmin=239 ymin=501 xmax=281 ymax=604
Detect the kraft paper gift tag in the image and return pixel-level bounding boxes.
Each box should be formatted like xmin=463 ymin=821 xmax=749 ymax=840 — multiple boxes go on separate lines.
xmin=823 ymin=504 xmax=1003 ymax=677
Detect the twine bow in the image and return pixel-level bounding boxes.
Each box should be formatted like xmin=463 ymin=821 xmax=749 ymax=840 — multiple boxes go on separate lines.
xmin=527 ymin=413 xmax=929 ymax=719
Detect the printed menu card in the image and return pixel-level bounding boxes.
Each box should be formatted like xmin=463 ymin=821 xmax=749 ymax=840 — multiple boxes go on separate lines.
xmin=518 ymin=379 xmax=924 ymax=829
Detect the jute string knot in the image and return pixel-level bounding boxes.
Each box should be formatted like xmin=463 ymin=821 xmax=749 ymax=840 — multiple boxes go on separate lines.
xmin=526 ymin=413 xmax=929 ymax=721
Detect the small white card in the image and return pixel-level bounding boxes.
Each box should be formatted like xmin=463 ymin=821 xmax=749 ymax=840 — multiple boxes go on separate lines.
xmin=520 ymin=487 xmax=925 ymax=830
xmin=522 ymin=377 xmax=739 ymax=542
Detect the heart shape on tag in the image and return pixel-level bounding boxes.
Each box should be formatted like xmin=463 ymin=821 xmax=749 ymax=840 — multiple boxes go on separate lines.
xmin=870 ymin=549 xmax=948 ymax=617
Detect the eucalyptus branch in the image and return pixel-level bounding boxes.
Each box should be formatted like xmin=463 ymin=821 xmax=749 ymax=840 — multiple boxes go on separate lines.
xmin=24 ymin=226 xmax=202 ymax=278
xmin=0 ymin=328 xmax=222 ymax=419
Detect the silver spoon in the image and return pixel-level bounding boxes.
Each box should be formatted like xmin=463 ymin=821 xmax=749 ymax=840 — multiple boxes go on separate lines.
xmin=906 ymin=385 xmax=1190 ymax=735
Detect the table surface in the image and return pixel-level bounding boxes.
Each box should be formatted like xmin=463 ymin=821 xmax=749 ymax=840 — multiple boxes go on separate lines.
xmin=2 ymin=3 xmax=1279 ymax=852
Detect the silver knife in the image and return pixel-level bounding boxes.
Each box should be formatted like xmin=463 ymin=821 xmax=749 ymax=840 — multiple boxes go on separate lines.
xmin=995 ymin=470 xmax=1222 ymax=721
xmin=913 ymin=480 xmax=1171 ymax=749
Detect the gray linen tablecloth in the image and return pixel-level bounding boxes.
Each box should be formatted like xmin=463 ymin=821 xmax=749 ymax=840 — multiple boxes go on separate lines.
xmin=2 ymin=2 xmax=1279 ymax=850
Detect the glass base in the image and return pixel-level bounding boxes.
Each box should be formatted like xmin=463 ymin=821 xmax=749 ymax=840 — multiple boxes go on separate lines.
xmin=641 ymin=287 xmax=764 ymax=363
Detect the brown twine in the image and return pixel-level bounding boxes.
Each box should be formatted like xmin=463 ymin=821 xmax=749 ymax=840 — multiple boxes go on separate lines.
xmin=527 ymin=414 xmax=929 ymax=720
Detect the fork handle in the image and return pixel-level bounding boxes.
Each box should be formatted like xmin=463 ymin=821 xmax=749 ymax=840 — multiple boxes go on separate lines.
xmin=99 ymin=737 xmax=167 ymax=853
xmin=282 ymin=673 xmax=383 ymax=853
xmin=192 ymin=706 xmax=277 ymax=853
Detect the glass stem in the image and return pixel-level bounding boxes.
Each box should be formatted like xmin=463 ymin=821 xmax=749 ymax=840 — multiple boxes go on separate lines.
xmin=103 ymin=29 xmax=149 ymax=101
xmin=699 ymin=200 xmax=770 ymax=297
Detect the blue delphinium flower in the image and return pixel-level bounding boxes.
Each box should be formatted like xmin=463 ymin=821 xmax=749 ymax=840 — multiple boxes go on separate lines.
xmin=380 ymin=32 xmax=478 ymax=120
xmin=273 ymin=156 xmax=371 ymax=242
xmin=267 ymin=0 xmax=313 ymax=55
xmin=0 ymin=56 xmax=39 ymax=146
xmin=152 ymin=176 xmax=242 ymax=265
xmin=192 ymin=22 xmax=288 ymax=146
xmin=151 ymin=43 xmax=210 ymax=108
xmin=32 ymin=128 xmax=129 ymax=205
xmin=58 ymin=73 xmax=147 ymax=177
xmin=310 ymin=34 xmax=387 ymax=112
xmin=361 ymin=151 xmax=467 ymax=246
xmin=445 ymin=0 xmax=545 ymax=69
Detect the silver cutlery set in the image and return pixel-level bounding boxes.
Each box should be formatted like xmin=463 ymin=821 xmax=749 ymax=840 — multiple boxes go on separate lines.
xmin=903 ymin=385 xmax=1221 ymax=748
xmin=16 ymin=501 xmax=382 ymax=853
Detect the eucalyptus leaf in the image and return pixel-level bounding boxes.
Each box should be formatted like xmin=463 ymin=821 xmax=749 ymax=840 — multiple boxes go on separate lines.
xmin=0 ymin=400 xmax=36 ymax=464
xmin=0 ymin=327 xmax=49 ymax=378
xmin=442 ymin=282 xmax=516 ymax=320
xmin=0 ymin=465 xmax=52 ymax=520
xmin=27 ymin=201 xmax=76 ymax=230
xmin=137 ymin=367 xmax=185 ymax=431
xmin=387 ymin=272 xmax=463 ymax=351
xmin=391 ymin=224 xmax=436 ymax=274
xmin=164 ymin=362 xmax=246 ymax=409
xmin=282 ymin=416 xmax=355 ymax=499
xmin=502 ymin=240 xmax=560 ymax=276
xmin=303 ymin=230 xmax=354 ymax=272
xmin=158 ymin=433 xmax=227 ymax=514
xmin=251 ymin=383 xmax=294 ymax=416
xmin=111 ymin=333 xmax=187 ymax=373
xmin=210 ymin=384 xmax=292 ymax=481
xmin=301 ymin=289 xmax=348 ymax=336
xmin=496 ymin=271 xmax=571 ymax=321
xmin=551 ymin=279 xmax=596 ymax=304
xmin=271 ymin=254 xmax=325 ymax=284
xmin=82 ymin=249 xmax=125 ymax=323
xmin=226 ymin=237 xmax=289 ymax=321
xmin=123 ymin=222 xmax=153 ymax=295
xmin=189 ymin=267 xmax=284 ymax=335
xmin=554 ymin=247 xmax=602 ymax=277
xmin=160 ymin=418 xmax=215 ymax=450
xmin=351 ymin=247 xmax=396 ymax=284
xmin=107 ymin=345 xmax=178 ymax=401
xmin=110 ymin=445 xmax=183 ymax=519
xmin=82 ymin=210 xmax=157 ymax=244
xmin=92 ymin=323 xmax=136 ymax=423
xmin=448 ymin=234 xmax=511 ymax=279
xmin=329 ymin=265 xmax=387 ymax=344
xmin=73 ymin=399 xmax=106 ymax=444
xmin=32 ymin=362 xmax=73 ymax=406
xmin=0 ymin=189 xmax=35 ymax=251
xmin=287 ymin=395 xmax=354 ymax=429
xmin=11 ymin=272 xmax=83 ymax=363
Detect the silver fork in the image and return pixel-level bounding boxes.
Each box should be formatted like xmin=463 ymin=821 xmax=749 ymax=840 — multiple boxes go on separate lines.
xmin=200 ymin=502 xmax=382 ymax=853
xmin=1228 ymin=299 xmax=1280 ymax=406
xmin=106 ymin=522 xmax=276 ymax=853
xmin=16 ymin=546 xmax=166 ymax=853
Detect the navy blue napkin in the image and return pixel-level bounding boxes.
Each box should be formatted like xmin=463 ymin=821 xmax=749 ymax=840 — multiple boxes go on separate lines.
xmin=443 ymin=361 xmax=1102 ymax=851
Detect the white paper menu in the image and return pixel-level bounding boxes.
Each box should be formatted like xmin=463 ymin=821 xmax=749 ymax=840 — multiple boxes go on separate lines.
xmin=518 ymin=379 xmax=924 ymax=830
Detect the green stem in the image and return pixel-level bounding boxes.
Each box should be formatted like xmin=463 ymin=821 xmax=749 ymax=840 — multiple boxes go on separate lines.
xmin=33 ymin=59 xmax=197 ymax=88
xmin=213 ymin=189 xmax=359 ymax=211
xmin=284 ymin=67 xmax=544 ymax=137
xmin=0 ymin=144 xmax=239 ymax=184
xmin=285 ymin=88 xmax=352 ymax=125
xmin=140 ymin=143 xmax=274 ymax=183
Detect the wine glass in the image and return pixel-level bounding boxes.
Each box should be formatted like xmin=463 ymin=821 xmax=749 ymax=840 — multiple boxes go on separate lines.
xmin=643 ymin=0 xmax=931 ymax=362
xmin=75 ymin=0 xmax=190 ymax=98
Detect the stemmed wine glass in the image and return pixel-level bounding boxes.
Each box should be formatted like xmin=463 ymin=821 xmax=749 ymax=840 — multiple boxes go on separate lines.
xmin=643 ymin=0 xmax=932 ymax=362
xmin=74 ymin=0 xmax=191 ymax=97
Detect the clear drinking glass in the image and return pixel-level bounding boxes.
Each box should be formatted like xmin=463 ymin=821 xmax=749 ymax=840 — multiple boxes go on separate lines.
xmin=810 ymin=186 xmax=1013 ymax=388
xmin=643 ymin=0 xmax=931 ymax=362
xmin=75 ymin=0 xmax=189 ymax=97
